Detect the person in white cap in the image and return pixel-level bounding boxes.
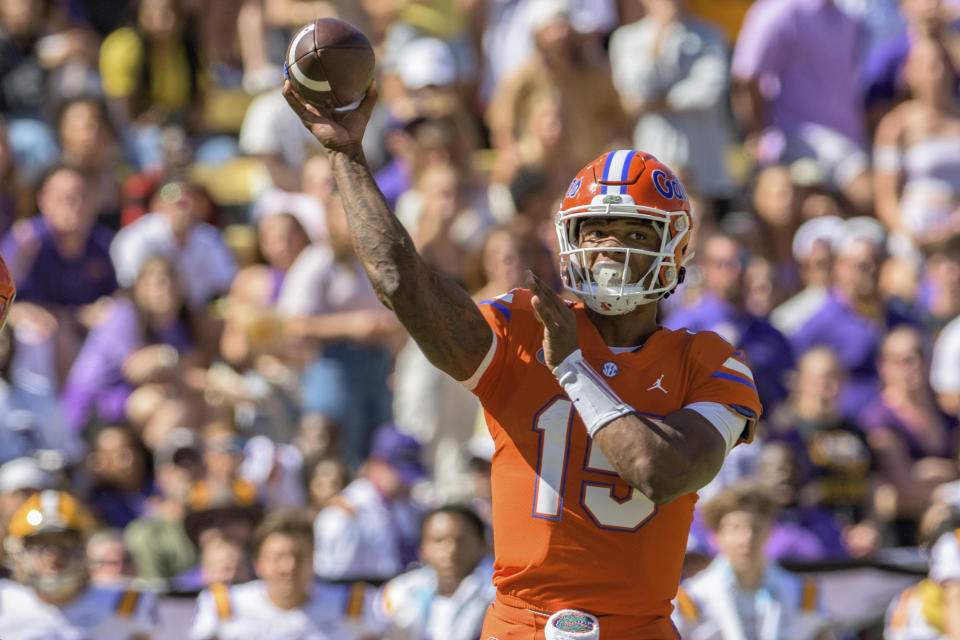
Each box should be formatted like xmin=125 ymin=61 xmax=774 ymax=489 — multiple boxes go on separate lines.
xmin=0 ymin=456 xmax=54 ymax=532
xmin=0 ymin=490 xmax=158 ymax=639
xmin=770 ymin=215 xmax=846 ymax=336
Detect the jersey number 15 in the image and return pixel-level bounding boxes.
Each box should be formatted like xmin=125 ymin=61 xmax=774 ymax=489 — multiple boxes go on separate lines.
xmin=532 ymin=397 xmax=657 ymax=530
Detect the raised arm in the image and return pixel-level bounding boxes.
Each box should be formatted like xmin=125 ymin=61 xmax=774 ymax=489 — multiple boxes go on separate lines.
xmin=282 ymin=83 xmax=492 ymax=381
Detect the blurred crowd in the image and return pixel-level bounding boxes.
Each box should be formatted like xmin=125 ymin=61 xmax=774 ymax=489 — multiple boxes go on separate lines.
xmin=2 ymin=0 xmax=960 ymax=636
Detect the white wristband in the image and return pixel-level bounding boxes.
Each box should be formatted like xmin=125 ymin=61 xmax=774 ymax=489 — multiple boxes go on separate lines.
xmin=552 ymin=349 xmax=635 ymax=437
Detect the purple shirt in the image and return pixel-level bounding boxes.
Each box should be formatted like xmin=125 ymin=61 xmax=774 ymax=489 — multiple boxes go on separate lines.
xmin=663 ymin=292 xmax=795 ymax=412
xmin=0 ymin=216 xmax=117 ymax=306
xmin=766 ymin=507 xmax=848 ymax=562
xmin=857 ymin=398 xmax=957 ymax=461
xmin=862 ymin=21 xmax=960 ymax=110
xmin=732 ymin=0 xmax=865 ymax=145
xmin=60 ymin=297 xmax=194 ymax=432
xmin=791 ymin=291 xmax=916 ymax=417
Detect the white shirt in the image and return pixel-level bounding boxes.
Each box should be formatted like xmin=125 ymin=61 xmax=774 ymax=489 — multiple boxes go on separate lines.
xmin=372 ymin=557 xmax=497 ymax=640
xmin=238 ymin=91 xmax=324 ymax=179
xmin=313 ymin=477 xmax=421 ymax=581
xmin=672 ymin=557 xmax=827 ymax=640
xmin=0 ymin=580 xmax=157 ymax=640
xmin=110 ymin=213 xmax=237 ymax=308
xmin=275 ymin=244 xmax=381 ymax=317
xmin=931 ymin=316 xmax=960 ymax=396
xmin=188 ymin=579 xmax=376 ymax=640
xmin=609 ymin=16 xmax=736 ymax=197
xmin=930 ymin=530 xmax=960 ymax=584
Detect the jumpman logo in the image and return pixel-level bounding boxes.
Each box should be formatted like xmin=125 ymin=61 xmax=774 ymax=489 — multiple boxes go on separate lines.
xmin=647 ymin=374 xmax=668 ymax=394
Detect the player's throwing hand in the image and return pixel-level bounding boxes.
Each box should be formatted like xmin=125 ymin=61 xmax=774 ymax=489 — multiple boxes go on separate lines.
xmin=281 ymin=80 xmax=377 ymax=152
xmin=526 ymin=270 xmax=578 ymax=369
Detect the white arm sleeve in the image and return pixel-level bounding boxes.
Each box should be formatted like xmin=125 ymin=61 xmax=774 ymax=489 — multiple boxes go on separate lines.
xmin=685 ymin=402 xmax=748 ymax=456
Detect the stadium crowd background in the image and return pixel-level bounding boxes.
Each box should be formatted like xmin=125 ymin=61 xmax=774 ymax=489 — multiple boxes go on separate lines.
xmin=2 ymin=0 xmax=960 ymax=636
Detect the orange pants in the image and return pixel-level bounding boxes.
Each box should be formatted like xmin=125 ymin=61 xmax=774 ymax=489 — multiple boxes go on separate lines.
xmin=480 ymin=595 xmax=681 ymax=640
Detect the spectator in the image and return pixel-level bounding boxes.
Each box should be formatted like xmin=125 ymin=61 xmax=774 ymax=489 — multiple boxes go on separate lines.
xmin=863 ymin=0 xmax=960 ymax=124
xmin=755 ymin=441 xmax=853 ymax=562
xmin=0 ymin=490 xmax=158 ymax=637
xmin=60 ymin=253 xmax=201 ymax=439
xmin=1 ymin=164 xmax=117 ymax=385
xmin=0 ymin=115 xmax=31 ymax=236
xmin=373 ymin=504 xmax=496 ymax=640
xmin=664 ymin=233 xmax=795 ymax=411
xmin=732 ymin=0 xmax=873 ymax=213
xmin=874 ymin=35 xmax=960 ymax=249
xmin=791 ymin=218 xmax=917 ymax=417
xmin=486 ymin=0 xmax=628 ymax=172
xmin=751 ymin=166 xmax=803 ymax=291
xmin=110 ymin=179 xmax=237 ymax=311
xmin=187 ymin=420 xmax=259 ymax=515
xmin=0 ymin=324 xmax=77 ymax=464
xmin=921 ymin=238 xmax=960 ymax=334
xmin=84 ymin=423 xmax=154 ymax=529
xmin=86 ymin=528 xmax=136 ymax=586
xmin=54 ymin=95 xmax=125 ymax=229
xmin=124 ymin=427 xmax=200 ymax=584
xmin=278 ymin=195 xmax=402 ymax=470
xmin=859 ymin=326 xmax=957 ymax=544
xmin=99 ymin=0 xmax=204 ymax=168
xmin=172 ymin=528 xmax=251 ymax=591
xmin=770 ymin=216 xmax=846 ymax=337
xmin=304 ymin=455 xmax=349 ymax=516
xmin=767 ymin=347 xmax=875 ymax=528
xmin=189 ymin=508 xmax=377 ymax=639
xmin=672 ymin=482 xmax=830 ymax=639
xmin=0 ymin=455 xmax=54 ymax=537
xmin=293 ymin=411 xmax=342 ymax=469
xmin=609 ymin=0 xmax=738 ymax=209
xmin=883 ymin=501 xmax=960 ymax=639
xmin=314 ymin=424 xmax=425 ymax=581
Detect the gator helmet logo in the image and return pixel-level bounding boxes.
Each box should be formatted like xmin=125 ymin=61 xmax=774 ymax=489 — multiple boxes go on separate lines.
xmin=566 ymin=177 xmax=583 ymax=198
xmin=552 ymin=612 xmax=596 ymax=631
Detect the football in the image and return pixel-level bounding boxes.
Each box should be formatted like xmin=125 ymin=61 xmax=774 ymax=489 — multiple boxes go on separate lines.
xmin=284 ymin=18 xmax=375 ymax=110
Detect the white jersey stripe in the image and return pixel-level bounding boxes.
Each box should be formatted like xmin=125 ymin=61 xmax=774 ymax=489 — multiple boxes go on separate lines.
xmin=602 ymin=150 xmax=631 ymax=195
xmin=721 ymin=357 xmax=754 ymax=381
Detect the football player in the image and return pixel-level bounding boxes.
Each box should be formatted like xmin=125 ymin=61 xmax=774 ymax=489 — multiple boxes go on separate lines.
xmin=283 ymin=83 xmax=762 ymax=638
xmin=0 ymin=252 xmax=14 ymax=331
xmin=0 ymin=490 xmax=157 ymax=639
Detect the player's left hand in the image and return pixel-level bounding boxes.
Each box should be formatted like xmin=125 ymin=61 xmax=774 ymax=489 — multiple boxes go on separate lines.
xmin=527 ymin=270 xmax=578 ymax=369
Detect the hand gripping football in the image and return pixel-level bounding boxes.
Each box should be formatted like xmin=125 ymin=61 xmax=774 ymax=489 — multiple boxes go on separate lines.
xmin=284 ymin=18 xmax=375 ymax=111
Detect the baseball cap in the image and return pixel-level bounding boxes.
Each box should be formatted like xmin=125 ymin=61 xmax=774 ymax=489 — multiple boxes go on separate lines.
xmin=791 ymin=215 xmax=845 ymax=261
xmin=397 ymin=38 xmax=457 ymax=90
xmin=370 ymin=424 xmax=427 ymax=486
xmin=529 ymin=0 xmax=570 ymax=32
xmin=0 ymin=457 xmax=54 ymax=494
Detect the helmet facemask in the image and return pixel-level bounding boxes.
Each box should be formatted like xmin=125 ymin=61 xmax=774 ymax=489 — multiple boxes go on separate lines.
xmin=6 ymin=533 xmax=88 ymax=601
xmin=556 ymin=197 xmax=691 ymax=315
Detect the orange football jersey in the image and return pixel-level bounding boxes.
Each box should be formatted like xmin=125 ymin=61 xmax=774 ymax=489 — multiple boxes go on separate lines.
xmin=465 ymin=289 xmax=762 ymax=619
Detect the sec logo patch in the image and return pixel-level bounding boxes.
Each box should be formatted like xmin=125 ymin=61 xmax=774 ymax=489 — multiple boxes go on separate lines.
xmin=601 ymin=362 xmax=618 ymax=377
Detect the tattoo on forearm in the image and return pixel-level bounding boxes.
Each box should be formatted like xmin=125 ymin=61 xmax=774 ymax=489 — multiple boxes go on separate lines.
xmin=330 ymin=150 xmax=491 ymax=380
